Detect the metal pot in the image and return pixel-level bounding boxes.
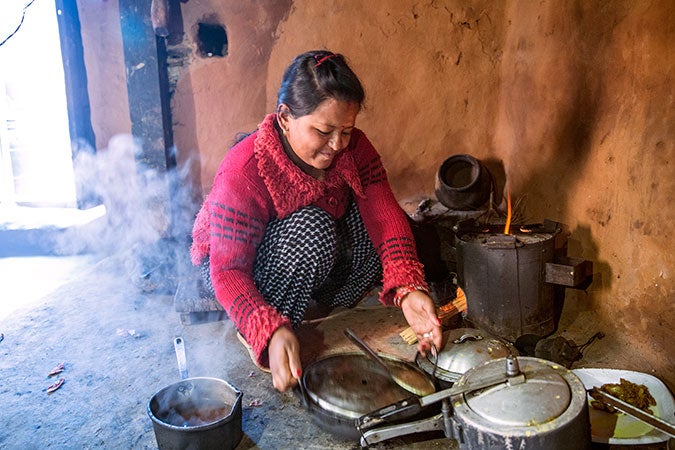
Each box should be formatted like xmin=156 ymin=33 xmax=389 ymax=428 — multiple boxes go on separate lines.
xmin=449 ymin=356 xmax=591 ymax=449
xmin=416 ymin=328 xmax=517 ymax=387
xmin=434 ymin=154 xmax=493 ymax=210
xmin=147 ymin=337 xmax=243 ymax=450
xmin=148 ymin=377 xmax=243 ymax=450
xmin=358 ymin=356 xmax=591 ymax=449
xmin=298 ymin=352 xmax=435 ymax=440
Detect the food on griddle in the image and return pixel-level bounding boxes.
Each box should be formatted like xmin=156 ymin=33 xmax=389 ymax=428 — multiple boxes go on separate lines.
xmin=589 ymin=378 xmax=656 ymax=414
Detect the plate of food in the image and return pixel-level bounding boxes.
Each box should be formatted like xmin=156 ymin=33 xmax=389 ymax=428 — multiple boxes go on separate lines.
xmin=573 ymin=368 xmax=675 ymax=444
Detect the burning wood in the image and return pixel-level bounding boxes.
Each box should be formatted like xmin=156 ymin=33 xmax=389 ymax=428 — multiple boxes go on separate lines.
xmin=399 ymin=288 xmax=467 ymax=345
xmin=504 ymin=188 xmax=512 ymax=235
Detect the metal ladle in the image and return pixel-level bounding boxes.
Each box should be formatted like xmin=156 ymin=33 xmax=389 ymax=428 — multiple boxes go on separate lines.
xmin=344 ymin=328 xmax=435 ymax=397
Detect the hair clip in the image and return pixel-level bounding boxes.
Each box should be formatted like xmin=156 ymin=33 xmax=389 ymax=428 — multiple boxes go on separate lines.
xmin=314 ymin=53 xmax=337 ymax=67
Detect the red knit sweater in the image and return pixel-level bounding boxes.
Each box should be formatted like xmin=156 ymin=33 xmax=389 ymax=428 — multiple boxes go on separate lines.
xmin=191 ymin=113 xmax=427 ymax=366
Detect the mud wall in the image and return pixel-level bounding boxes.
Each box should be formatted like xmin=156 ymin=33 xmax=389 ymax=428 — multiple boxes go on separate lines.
xmin=79 ymin=1 xmax=674 ymax=387
xmin=76 ymin=0 xmax=131 ymax=149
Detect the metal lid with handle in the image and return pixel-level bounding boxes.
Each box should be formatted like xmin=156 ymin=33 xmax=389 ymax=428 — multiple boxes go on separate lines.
xmin=416 ymin=327 xmax=516 ymax=384
xmin=358 ymin=355 xmax=525 ymax=435
xmin=460 ymin=356 xmax=571 ymax=426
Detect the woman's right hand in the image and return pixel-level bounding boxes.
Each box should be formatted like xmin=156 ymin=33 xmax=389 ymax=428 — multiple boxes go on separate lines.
xmin=267 ymin=326 xmax=303 ymax=392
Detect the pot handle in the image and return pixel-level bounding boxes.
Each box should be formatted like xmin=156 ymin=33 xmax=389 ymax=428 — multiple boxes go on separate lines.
xmin=359 ymin=412 xmax=445 ymax=447
xmin=545 ymin=257 xmax=593 ymax=288
xmin=454 ymin=333 xmax=483 ymax=344
xmin=357 ymin=396 xmax=422 ymax=432
xmin=174 ymin=336 xmax=189 ymax=380
xmin=294 ymin=379 xmax=310 ymax=410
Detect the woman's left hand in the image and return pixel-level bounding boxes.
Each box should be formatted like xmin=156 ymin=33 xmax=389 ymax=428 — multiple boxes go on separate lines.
xmin=400 ymin=290 xmax=442 ymax=355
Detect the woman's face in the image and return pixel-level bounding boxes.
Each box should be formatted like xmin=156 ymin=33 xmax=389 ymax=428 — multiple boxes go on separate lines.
xmin=278 ymin=98 xmax=360 ymax=170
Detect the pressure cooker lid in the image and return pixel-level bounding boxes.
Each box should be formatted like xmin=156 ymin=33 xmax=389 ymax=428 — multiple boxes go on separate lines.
xmin=416 ymin=328 xmax=515 ymax=383
xmin=303 ymin=353 xmax=428 ymax=419
xmin=455 ymin=356 xmax=572 ymax=427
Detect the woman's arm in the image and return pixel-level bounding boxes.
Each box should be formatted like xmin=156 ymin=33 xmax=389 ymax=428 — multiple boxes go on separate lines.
xmin=203 ymin=147 xmax=292 ymax=369
xmin=350 ymin=131 xmax=442 ymax=351
xmin=350 ymin=131 xmax=429 ymax=302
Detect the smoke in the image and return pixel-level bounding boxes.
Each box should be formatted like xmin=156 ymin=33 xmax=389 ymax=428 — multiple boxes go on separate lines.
xmin=57 ymin=133 xmax=201 ymax=293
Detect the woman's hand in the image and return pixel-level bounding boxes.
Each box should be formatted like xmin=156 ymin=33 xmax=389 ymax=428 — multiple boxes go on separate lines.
xmin=400 ymin=290 xmax=442 ymax=355
xmin=267 ymin=326 xmax=303 ymax=392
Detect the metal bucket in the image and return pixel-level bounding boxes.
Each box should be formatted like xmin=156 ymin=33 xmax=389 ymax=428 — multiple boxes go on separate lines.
xmin=455 ymin=220 xmax=561 ymax=341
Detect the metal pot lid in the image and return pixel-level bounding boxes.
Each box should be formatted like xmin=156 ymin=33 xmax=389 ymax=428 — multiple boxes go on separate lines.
xmin=416 ymin=328 xmax=515 ymax=383
xmin=454 ymin=356 xmax=574 ymax=427
xmin=303 ymin=353 xmax=433 ymax=419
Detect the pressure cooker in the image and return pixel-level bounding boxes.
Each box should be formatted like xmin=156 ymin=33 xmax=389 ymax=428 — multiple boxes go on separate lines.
xmin=358 ymin=355 xmax=592 ymax=449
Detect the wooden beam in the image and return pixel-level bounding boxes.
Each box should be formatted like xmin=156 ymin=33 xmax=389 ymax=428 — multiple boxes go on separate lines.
xmin=55 ymin=0 xmax=98 ymax=208
xmin=118 ymin=0 xmax=174 ymax=173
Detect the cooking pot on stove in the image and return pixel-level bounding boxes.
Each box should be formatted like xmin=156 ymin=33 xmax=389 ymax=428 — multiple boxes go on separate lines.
xmin=415 ymin=328 xmax=517 ymax=387
xmin=434 ymin=154 xmax=493 ymax=210
xmin=359 ymin=356 xmax=591 ymax=449
xmin=298 ymin=352 xmax=435 ymax=440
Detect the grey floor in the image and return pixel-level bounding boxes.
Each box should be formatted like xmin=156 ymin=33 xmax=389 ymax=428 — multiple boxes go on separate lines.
xmin=0 ymin=251 xmax=454 ymax=449
xmin=0 ymin=251 xmax=669 ymax=449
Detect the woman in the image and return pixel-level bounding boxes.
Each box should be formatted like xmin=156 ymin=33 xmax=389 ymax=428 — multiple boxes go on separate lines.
xmin=191 ymin=50 xmax=442 ymax=392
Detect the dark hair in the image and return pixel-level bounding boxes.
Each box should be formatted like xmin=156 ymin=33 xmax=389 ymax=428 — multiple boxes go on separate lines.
xmin=276 ymin=50 xmax=365 ymax=118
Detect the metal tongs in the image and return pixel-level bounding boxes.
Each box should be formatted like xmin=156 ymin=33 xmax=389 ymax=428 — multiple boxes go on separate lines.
xmin=356 ymin=355 xmax=526 ymax=447
xmin=589 ymin=387 xmax=675 ymax=438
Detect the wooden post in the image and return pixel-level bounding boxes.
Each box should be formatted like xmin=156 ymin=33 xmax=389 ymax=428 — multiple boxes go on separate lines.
xmin=118 ymin=0 xmax=174 ymax=174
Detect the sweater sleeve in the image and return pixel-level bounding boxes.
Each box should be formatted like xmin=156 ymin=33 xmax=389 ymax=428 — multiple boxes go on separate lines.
xmin=199 ymin=147 xmax=291 ymax=368
xmin=350 ymin=132 xmax=429 ymax=305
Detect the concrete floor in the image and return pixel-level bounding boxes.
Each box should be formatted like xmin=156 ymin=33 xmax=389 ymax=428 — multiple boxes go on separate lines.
xmin=0 ymin=251 xmax=671 ymax=449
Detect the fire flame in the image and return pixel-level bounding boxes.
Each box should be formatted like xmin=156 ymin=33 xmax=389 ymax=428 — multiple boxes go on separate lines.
xmin=504 ymin=188 xmax=512 ymax=234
